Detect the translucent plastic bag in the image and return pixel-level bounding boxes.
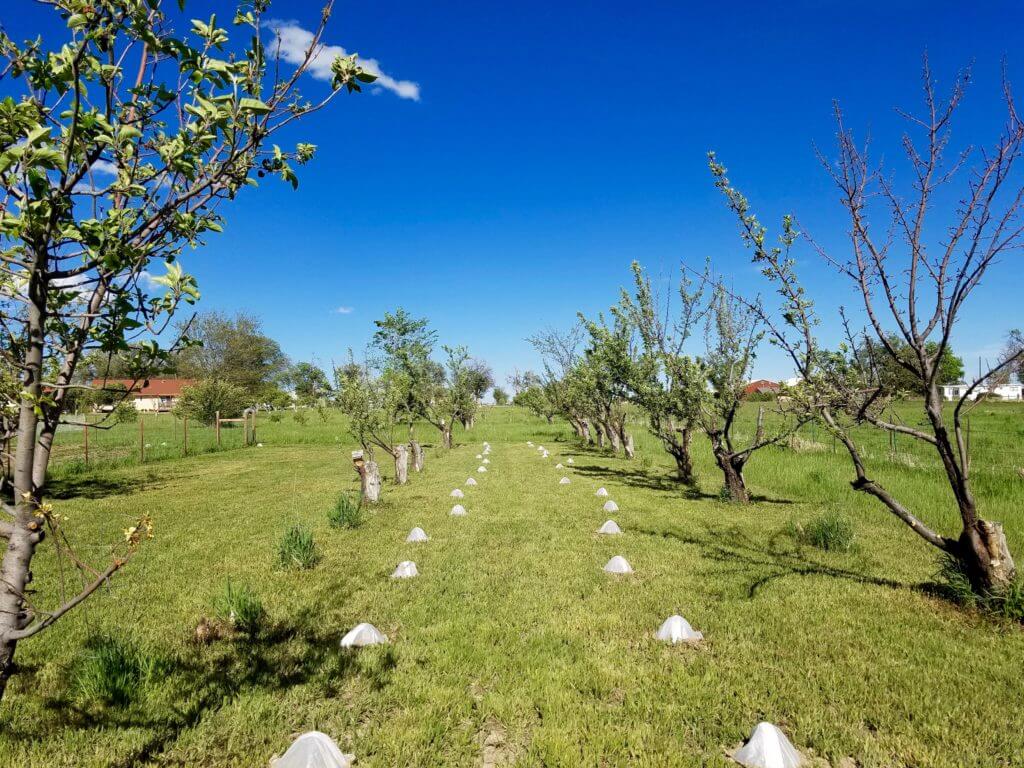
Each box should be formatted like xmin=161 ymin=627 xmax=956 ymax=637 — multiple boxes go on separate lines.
xmin=406 ymin=527 xmax=429 ymax=543
xmin=451 ymin=504 xmax=467 ymax=516
xmin=656 ymin=615 xmax=703 ymax=644
xmin=391 ymin=561 xmax=418 ymax=579
xmin=596 ymin=520 xmax=621 ymax=535
xmin=603 ymin=500 xmax=619 ymax=513
xmin=595 ymin=487 xmax=609 ymax=497
xmin=604 ymin=556 xmax=633 ymax=574
xmin=559 ymin=477 xmax=570 ymax=485
xmin=466 ymin=478 xmax=478 ymax=486
xmin=340 ymin=623 xmax=387 ymax=648
xmin=450 ymin=489 xmax=464 ymax=498
xmin=272 ymin=731 xmax=354 ymax=768
xmin=732 ymin=722 xmax=803 ymax=768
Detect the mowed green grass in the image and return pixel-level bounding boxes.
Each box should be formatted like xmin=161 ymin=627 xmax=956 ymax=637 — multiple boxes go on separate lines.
xmin=2 ymin=407 xmax=1024 ymax=766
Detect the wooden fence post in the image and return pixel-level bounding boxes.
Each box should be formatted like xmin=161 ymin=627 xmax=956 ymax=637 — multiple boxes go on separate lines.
xmin=139 ymin=417 xmax=145 ymax=463
xmin=215 ymin=411 xmax=221 ymax=448
xmin=83 ymin=423 xmax=89 ymax=466
xmin=183 ymin=416 xmax=189 ymax=457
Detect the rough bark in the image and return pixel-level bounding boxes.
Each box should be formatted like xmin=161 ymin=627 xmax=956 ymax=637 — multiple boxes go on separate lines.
xmin=394 ymin=444 xmax=409 ymax=485
xmin=441 ymin=424 xmax=452 ymax=450
xmin=595 ymin=423 xmax=606 ymax=448
xmin=0 ymin=259 xmax=46 ymax=701
xmin=607 ymin=425 xmax=621 ymax=453
xmin=717 ymin=453 xmax=749 ymax=503
xmin=666 ymin=432 xmax=695 ymax=484
xmin=960 ymin=520 xmax=1016 ymax=593
xmin=361 ymin=459 xmax=382 ymax=503
xmin=623 ymin=433 xmax=635 ymax=459
xmin=410 ymin=440 xmax=424 ymax=472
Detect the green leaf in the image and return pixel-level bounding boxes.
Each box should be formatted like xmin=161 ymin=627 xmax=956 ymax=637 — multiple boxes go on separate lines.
xmin=238 ymin=97 xmax=271 ymax=115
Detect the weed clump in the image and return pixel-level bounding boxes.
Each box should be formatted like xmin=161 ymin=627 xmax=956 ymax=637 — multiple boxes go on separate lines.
xmin=328 ymin=493 xmax=362 ymax=529
xmin=72 ymin=633 xmax=155 ymax=708
xmin=787 ymin=510 xmax=855 ymax=552
xmin=215 ymin=579 xmax=265 ymax=637
xmin=936 ymin=554 xmax=1024 ymax=622
xmin=278 ymin=525 xmax=319 ymax=569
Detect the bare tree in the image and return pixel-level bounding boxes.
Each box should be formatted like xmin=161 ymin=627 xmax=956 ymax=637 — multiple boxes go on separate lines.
xmin=709 ymin=60 xmax=1023 ymax=594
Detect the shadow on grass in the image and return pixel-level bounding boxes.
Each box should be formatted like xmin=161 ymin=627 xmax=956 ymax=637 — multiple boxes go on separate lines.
xmin=570 ymin=462 xmax=795 ymax=504
xmin=45 ymin=466 xmax=189 ymax=500
xmin=5 ymin=609 xmax=387 ymax=765
xmin=635 ymin=520 xmax=907 ymax=599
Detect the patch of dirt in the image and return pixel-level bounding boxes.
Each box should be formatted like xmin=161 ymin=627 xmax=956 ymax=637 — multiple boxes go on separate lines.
xmin=479 ymin=719 xmax=517 ymax=768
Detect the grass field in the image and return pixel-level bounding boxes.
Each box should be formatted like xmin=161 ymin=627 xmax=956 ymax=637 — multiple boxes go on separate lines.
xmin=1 ymin=405 xmax=1023 ymax=766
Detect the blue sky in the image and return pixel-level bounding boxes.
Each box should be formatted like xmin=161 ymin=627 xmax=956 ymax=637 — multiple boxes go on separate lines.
xmin=7 ymin=1 xmax=1024 ymax=387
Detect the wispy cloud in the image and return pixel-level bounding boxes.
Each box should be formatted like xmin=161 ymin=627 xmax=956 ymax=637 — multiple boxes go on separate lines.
xmin=265 ymin=21 xmax=420 ymax=101
xmin=333 ymin=306 xmax=355 ymax=315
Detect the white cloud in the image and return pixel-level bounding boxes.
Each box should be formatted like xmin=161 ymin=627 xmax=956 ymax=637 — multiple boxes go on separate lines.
xmin=333 ymin=306 xmax=355 ymax=315
xmin=265 ymin=21 xmax=420 ymax=101
xmin=91 ymin=159 xmax=119 ymax=175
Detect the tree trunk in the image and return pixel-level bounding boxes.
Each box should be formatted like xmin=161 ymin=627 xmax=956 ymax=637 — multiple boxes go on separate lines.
xmin=595 ymin=423 xmax=606 ymax=448
xmin=441 ymin=424 xmax=452 ymax=449
xmin=667 ymin=428 xmax=695 ymax=484
xmin=623 ymin=432 xmax=635 ymax=459
xmin=0 ymin=266 xmax=46 ymax=702
xmin=959 ymin=519 xmax=1017 ymax=594
xmin=394 ymin=444 xmax=409 ymax=485
xmin=361 ymin=459 xmax=382 ymax=503
xmin=411 ymin=440 xmax=424 ymax=472
xmin=582 ymin=419 xmax=593 ymax=445
xmin=607 ymin=425 xmax=621 ymax=453
xmin=716 ymin=452 xmax=749 ymax=503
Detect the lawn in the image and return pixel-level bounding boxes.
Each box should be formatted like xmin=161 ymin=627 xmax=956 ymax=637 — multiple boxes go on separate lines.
xmin=1 ymin=406 xmax=1023 ymax=766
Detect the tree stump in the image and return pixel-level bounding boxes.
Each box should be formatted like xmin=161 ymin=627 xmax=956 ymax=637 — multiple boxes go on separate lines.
xmin=363 ymin=460 xmax=381 ymax=502
xmin=624 ymin=433 xmax=636 ymax=459
xmin=411 ymin=440 xmax=424 ymax=472
xmin=394 ymin=444 xmax=409 ymax=485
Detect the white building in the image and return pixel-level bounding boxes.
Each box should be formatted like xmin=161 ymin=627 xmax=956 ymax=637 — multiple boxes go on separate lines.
xmin=941 ymin=382 xmax=1023 ymax=401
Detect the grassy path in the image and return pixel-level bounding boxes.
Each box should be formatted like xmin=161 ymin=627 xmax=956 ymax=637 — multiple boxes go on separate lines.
xmin=1 ymin=419 xmax=1023 ymax=765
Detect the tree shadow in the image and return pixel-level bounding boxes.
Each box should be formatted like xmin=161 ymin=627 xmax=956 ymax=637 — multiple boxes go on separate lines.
xmin=633 ymin=520 xmax=908 ymax=599
xmin=5 ymin=608 xmax=386 ymax=765
xmin=570 ymin=462 xmax=684 ymax=493
xmin=46 ymin=470 xmax=160 ymax=500
xmin=570 ymin=462 xmax=795 ymax=505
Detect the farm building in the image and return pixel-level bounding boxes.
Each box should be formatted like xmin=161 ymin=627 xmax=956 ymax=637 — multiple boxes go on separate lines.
xmin=941 ymin=382 xmax=1024 ymax=401
xmin=91 ymin=378 xmax=196 ymax=412
xmin=743 ymin=379 xmax=781 ymax=396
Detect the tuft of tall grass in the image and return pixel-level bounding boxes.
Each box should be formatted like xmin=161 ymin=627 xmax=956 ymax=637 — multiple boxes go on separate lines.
xmin=936 ymin=553 xmax=1024 ymax=621
xmin=72 ymin=633 xmax=156 ymax=708
xmin=327 ymin=493 xmax=362 ymax=529
xmin=787 ymin=510 xmax=856 ymax=552
xmin=215 ymin=579 xmax=266 ymax=637
xmin=278 ymin=524 xmax=319 ymax=569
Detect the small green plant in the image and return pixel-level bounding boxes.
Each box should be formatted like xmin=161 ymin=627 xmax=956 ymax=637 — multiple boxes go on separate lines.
xmin=292 ymin=409 xmax=309 ymax=426
xmin=215 ymin=579 xmax=265 ymax=637
xmin=328 ymin=493 xmax=362 ymax=529
xmin=278 ymin=525 xmax=319 ymax=569
xmin=268 ymin=412 xmax=283 ymax=423
xmin=803 ymin=510 xmax=855 ymax=551
xmin=788 ymin=510 xmax=855 ymax=551
xmin=72 ymin=633 xmax=155 ymax=708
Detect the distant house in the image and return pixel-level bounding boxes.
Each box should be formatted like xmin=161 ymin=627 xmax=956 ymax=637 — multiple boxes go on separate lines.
xmin=743 ymin=379 xmax=781 ymax=396
xmin=91 ymin=378 xmax=196 ymax=412
xmin=940 ymin=382 xmax=1024 ymax=401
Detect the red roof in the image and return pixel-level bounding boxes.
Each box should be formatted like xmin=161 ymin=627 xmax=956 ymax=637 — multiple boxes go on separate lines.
xmin=91 ymin=378 xmax=196 ymax=397
xmin=743 ymin=379 xmax=781 ymax=395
